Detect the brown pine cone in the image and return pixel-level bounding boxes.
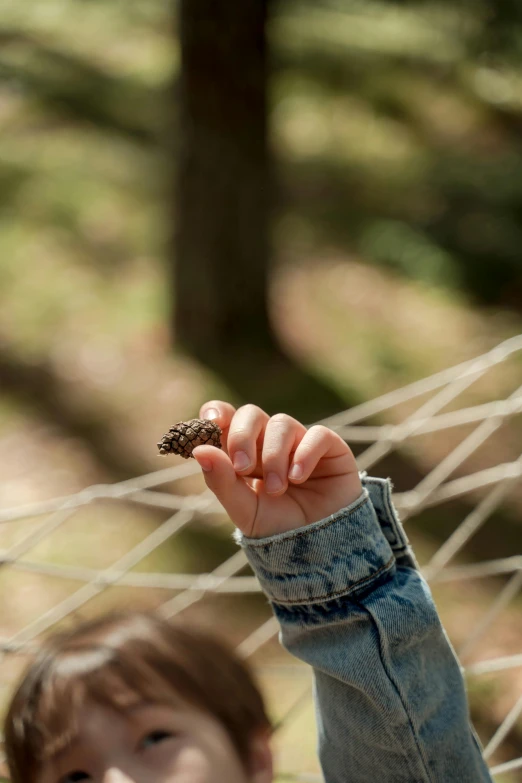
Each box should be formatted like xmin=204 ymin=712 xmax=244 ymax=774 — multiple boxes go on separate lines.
xmin=157 ymin=418 xmax=222 ymax=459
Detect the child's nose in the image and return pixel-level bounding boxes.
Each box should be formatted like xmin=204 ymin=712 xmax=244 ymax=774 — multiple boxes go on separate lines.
xmin=103 ymin=769 xmax=136 ymax=783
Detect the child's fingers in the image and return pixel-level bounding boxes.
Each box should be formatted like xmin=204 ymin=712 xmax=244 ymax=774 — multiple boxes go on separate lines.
xmin=226 ymin=404 xmax=271 ymax=474
xmin=261 ymin=414 xmax=308 ymax=495
xmin=199 ymin=400 xmax=237 ymax=453
xmin=288 ymin=425 xmax=353 ymax=482
xmin=192 ymin=445 xmax=257 ymax=530
xmin=199 ymin=399 xmax=237 ymax=425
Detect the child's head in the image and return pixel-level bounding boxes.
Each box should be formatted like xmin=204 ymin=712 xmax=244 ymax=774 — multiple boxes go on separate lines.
xmin=4 ymin=611 xmax=274 ymax=783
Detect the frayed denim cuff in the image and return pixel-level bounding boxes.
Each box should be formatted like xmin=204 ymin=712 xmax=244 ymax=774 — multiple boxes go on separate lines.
xmin=233 ymin=472 xmax=416 ymax=605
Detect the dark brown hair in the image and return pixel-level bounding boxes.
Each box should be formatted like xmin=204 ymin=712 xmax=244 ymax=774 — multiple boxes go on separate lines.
xmin=4 ymin=610 xmax=272 ymax=783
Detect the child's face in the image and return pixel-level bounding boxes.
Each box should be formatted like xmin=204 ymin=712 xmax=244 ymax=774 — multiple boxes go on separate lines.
xmin=38 ymin=699 xmax=272 ymax=783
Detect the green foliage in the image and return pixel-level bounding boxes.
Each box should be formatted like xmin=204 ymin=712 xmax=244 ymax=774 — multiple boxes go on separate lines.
xmin=0 ymin=0 xmax=173 ymax=358
xmin=1 ymin=0 xmax=521 ymax=357
xmin=272 ymin=0 xmax=522 ymax=308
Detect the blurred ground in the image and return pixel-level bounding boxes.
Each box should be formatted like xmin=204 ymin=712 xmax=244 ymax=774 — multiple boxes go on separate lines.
xmin=0 ymin=257 xmax=521 ymax=779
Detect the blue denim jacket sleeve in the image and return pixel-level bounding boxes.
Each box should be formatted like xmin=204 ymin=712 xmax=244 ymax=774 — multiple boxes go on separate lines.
xmin=233 ymin=472 xmax=493 ymax=783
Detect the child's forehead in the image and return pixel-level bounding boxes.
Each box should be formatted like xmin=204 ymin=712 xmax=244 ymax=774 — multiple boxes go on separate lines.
xmin=35 ymin=654 xmax=192 ymax=757
xmin=45 ymin=697 xmax=191 ymax=766
xmin=70 ymin=698 xmax=183 ymax=729
xmin=55 ymin=665 xmax=189 ymax=713
xmin=42 ymin=701 xmax=153 ymax=771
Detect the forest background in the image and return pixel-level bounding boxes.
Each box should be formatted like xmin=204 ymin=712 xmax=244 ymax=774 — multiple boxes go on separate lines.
xmin=0 ymin=0 xmax=521 ymax=779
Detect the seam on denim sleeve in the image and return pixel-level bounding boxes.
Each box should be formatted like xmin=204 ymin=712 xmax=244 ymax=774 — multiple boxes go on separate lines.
xmin=382 ymin=477 xmax=409 ymax=549
xmin=353 ymin=596 xmax=434 ymax=783
xmin=270 ymin=555 xmax=396 ymax=606
xmin=365 ymin=475 xmax=409 ymax=551
xmin=243 ymin=493 xmax=371 ymax=549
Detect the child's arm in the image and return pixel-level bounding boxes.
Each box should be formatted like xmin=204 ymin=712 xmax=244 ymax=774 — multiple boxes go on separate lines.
xmin=236 ymin=472 xmax=492 ymax=782
xmin=193 ymin=402 xmax=493 ymax=783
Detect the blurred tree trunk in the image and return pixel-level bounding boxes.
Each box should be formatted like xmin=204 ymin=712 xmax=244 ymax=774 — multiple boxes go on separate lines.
xmin=173 ymin=0 xmax=276 ymax=358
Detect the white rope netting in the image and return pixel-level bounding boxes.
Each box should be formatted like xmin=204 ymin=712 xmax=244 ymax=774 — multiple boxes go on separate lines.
xmin=0 ymin=335 xmax=521 ymax=779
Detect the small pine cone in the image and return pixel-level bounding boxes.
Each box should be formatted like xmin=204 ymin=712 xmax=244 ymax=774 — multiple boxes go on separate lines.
xmin=157 ymin=418 xmax=222 ymax=459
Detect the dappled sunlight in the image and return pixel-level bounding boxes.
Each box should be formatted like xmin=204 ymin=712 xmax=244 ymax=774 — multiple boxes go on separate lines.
xmin=0 ymin=0 xmax=521 ymax=778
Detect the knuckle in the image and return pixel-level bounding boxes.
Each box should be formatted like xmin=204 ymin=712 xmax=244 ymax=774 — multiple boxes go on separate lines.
xmin=308 ymin=424 xmax=329 ymax=438
xmin=270 ymin=412 xmax=292 ymax=426
xmin=262 ymin=446 xmax=281 ymax=463
xmin=227 ymin=426 xmax=250 ymax=448
xmin=295 ymin=443 xmax=313 ymax=461
xmin=239 ymin=403 xmax=264 ymax=416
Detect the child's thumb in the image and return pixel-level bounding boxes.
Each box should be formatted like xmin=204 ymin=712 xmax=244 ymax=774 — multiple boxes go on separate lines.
xmin=192 ymin=446 xmax=255 ymax=530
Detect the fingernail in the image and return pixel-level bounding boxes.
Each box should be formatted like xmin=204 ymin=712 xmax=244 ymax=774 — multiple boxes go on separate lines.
xmin=265 ymin=472 xmax=283 ymax=494
xmin=289 ymin=463 xmax=303 ymax=480
xmin=233 ymin=451 xmax=250 ymax=471
xmin=204 ymin=408 xmax=219 ymax=421
xmin=198 ymin=458 xmax=213 ymax=472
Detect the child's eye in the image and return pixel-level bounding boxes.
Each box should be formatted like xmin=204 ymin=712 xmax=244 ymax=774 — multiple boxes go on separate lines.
xmin=60 ymin=772 xmax=90 ymax=783
xmin=141 ymin=729 xmax=174 ymax=748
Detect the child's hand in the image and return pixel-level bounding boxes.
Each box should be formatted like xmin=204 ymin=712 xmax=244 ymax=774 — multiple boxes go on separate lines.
xmin=192 ymin=401 xmax=363 ymax=538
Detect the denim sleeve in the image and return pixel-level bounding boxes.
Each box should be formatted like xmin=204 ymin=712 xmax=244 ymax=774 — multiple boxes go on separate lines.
xmin=234 ymin=472 xmax=493 ymax=783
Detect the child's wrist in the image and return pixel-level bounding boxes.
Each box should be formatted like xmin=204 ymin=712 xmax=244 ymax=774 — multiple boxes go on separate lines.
xmin=234 ymin=487 xmax=395 ymax=605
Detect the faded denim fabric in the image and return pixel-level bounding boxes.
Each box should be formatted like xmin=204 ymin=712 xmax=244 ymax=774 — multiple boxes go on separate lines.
xmin=234 ymin=472 xmax=493 ymax=783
